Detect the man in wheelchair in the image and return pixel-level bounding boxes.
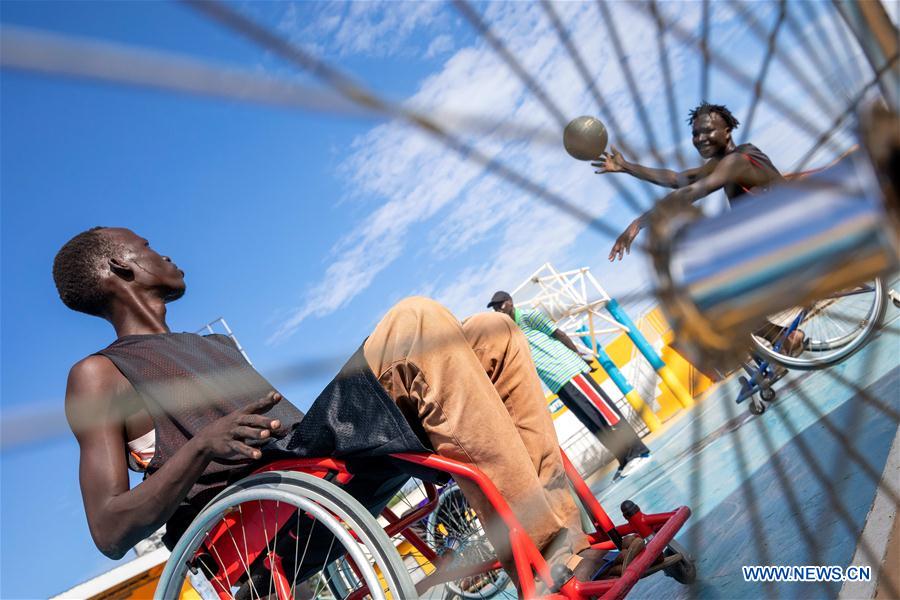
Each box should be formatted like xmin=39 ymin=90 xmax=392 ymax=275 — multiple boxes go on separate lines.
xmin=55 ymin=226 xmax=613 ymax=593
xmin=595 ymin=101 xmax=805 ymax=357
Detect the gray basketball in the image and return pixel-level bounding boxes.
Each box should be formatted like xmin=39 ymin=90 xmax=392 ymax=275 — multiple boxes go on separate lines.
xmin=563 ymin=116 xmax=608 ymax=160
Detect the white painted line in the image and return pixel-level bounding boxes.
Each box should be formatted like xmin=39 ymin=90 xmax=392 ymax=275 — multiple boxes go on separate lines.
xmin=839 ymin=424 xmax=900 ymax=600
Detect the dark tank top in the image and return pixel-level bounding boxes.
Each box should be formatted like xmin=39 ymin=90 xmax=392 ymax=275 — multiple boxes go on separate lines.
xmin=724 ymin=143 xmax=785 ymax=203
xmin=96 ymin=332 xmax=427 ymax=547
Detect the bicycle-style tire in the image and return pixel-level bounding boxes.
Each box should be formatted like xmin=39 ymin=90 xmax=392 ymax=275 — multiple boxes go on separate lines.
xmin=750 ymin=278 xmax=887 ymax=371
xmin=154 ymin=470 xmax=416 ymax=600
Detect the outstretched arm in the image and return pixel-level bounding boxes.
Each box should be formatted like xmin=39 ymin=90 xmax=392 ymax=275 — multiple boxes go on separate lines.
xmin=652 ymin=153 xmax=741 ymax=211
xmin=593 ymin=146 xmax=714 ymax=189
xmin=608 ymin=153 xmax=743 ymax=261
xmin=66 ymin=355 xmax=284 ymax=559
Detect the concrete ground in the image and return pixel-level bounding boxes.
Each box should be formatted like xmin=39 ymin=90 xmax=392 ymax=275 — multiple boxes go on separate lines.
xmin=587 ymin=291 xmax=900 ymax=599
xmin=420 ymin=281 xmax=899 ymax=600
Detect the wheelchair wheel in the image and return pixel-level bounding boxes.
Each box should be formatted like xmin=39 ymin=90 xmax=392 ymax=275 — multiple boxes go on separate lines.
xmin=663 ymin=540 xmax=696 ymax=585
xmin=749 ymin=397 xmax=766 ymax=416
xmin=750 ymin=278 xmax=887 ymax=371
xmin=154 ymin=470 xmax=416 ymax=600
xmin=426 ymin=483 xmax=511 ymax=598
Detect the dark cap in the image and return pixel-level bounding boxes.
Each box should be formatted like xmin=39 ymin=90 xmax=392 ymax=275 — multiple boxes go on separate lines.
xmin=487 ymin=290 xmax=512 ymax=308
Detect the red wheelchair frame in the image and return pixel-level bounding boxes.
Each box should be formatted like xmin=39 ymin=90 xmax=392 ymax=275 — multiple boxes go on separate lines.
xmin=191 ymin=449 xmax=691 ymax=599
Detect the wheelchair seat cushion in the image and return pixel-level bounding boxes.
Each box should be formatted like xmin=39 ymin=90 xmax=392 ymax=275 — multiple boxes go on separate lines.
xmin=282 ymin=343 xmax=430 ymax=458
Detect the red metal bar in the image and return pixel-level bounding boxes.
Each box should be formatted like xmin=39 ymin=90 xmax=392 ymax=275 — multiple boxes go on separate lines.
xmin=252 ymin=457 xmax=354 ymax=484
xmin=559 ymin=449 xmax=620 ymax=546
xmin=342 ymin=554 xmax=372 ymax=600
xmin=202 ymin=499 xmax=297 ymax=585
xmin=379 ymin=481 xmax=440 ymax=564
xmin=381 ymin=483 xmax=439 ymax=537
xmin=622 ymin=505 xmax=654 ymax=539
xmin=381 ymin=506 xmax=439 ymax=563
xmin=603 ymin=511 xmax=679 ymax=539
xmin=264 ymin=552 xmax=293 ymax=600
xmin=210 ymin=575 xmax=231 ymax=600
xmin=585 ymin=535 xmax=618 ymax=551
xmin=603 ymin=506 xmax=690 ymax=600
xmin=347 ymin=553 xmax=365 ymax=582
xmin=560 ymin=506 xmax=691 ymax=600
xmin=389 ymin=452 xmax=553 ymax=591
xmin=512 ymin=533 xmax=539 ymax=599
xmin=346 ymin=584 xmax=368 ymax=600
xmin=561 ymin=575 xmax=615 ymax=597
xmin=643 ymin=511 xmax=678 ymax=527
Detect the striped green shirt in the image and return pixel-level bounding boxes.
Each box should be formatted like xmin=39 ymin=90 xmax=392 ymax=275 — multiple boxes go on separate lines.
xmin=514 ymin=308 xmax=589 ymax=393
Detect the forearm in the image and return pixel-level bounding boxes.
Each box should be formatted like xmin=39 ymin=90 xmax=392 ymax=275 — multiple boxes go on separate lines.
xmin=91 ymin=438 xmax=212 ymax=558
xmin=625 ymin=187 xmax=701 ymax=238
xmin=553 ymin=330 xmax=584 ymax=355
xmin=621 ymin=160 xmax=681 ymax=188
xmin=654 ymin=185 xmax=706 ymax=214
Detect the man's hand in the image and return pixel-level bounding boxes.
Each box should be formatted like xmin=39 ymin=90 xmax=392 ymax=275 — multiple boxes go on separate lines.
xmin=196 ymin=392 xmax=286 ymax=462
xmin=609 ymin=219 xmax=642 ymax=261
xmin=592 ymin=146 xmax=626 ymax=174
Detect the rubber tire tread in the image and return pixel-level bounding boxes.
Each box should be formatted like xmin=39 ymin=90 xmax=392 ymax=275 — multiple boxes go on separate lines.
xmin=750 ymin=279 xmax=887 ymax=371
xmin=155 ymin=470 xmax=417 ymax=600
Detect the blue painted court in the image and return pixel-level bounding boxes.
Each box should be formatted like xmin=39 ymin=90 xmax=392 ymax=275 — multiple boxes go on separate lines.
xmin=589 ymin=284 xmax=900 ymax=599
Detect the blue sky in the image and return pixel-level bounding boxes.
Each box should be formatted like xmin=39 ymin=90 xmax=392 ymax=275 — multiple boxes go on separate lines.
xmin=0 ymin=1 xmax=888 ymax=596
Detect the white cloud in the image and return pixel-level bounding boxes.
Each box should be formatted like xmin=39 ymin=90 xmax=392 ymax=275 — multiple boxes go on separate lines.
xmin=269 ymin=2 xmax=642 ymax=342
xmin=271 ymin=0 xmax=448 ymax=59
xmin=269 ymin=1 xmax=867 ymax=342
xmin=425 ymin=34 xmax=454 ymax=59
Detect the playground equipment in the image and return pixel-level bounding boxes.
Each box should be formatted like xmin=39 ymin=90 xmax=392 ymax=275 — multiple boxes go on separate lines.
xmin=512 ymin=263 xmax=696 ymax=433
xmin=196 ymin=317 xmax=254 ymax=366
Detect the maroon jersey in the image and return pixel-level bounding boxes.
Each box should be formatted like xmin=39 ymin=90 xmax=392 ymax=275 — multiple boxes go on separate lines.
xmin=96 ymin=332 xmax=426 ymax=547
xmin=724 ymin=143 xmax=785 ymax=203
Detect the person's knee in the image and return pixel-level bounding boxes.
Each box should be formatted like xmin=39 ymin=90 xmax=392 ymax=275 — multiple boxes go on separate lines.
xmin=382 ymin=297 xmax=461 ymax=336
xmin=464 ymin=311 xmax=509 ymax=327
xmin=388 ymin=296 xmax=449 ymax=319
xmin=462 ymin=311 xmax=515 ymax=341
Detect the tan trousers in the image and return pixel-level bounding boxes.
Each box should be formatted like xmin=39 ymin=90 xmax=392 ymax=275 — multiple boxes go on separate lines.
xmin=363 ymin=297 xmax=589 ymax=579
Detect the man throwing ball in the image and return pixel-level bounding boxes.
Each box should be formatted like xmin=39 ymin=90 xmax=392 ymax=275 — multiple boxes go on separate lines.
xmin=595 ymin=102 xmax=784 ymax=261
xmin=595 ymin=101 xmax=803 ymax=356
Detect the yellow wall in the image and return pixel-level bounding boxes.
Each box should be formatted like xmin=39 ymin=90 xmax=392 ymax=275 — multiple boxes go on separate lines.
xmin=86 ymin=563 xmax=167 ymax=600
xmin=548 ymin=307 xmax=712 ymax=424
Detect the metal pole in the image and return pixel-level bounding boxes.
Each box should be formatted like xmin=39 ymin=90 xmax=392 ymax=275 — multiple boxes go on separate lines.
xmin=833 ymin=0 xmax=899 ymax=111
xmin=606 ymin=299 xmax=695 ymax=409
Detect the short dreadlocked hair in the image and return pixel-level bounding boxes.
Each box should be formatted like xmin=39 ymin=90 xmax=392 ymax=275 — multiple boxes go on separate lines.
xmin=688 ymin=102 xmax=740 ymax=131
xmin=53 ymin=227 xmax=119 ymax=317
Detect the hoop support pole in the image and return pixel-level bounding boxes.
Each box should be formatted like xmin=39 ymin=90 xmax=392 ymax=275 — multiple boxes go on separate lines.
xmin=605 ymin=299 xmax=694 ymax=409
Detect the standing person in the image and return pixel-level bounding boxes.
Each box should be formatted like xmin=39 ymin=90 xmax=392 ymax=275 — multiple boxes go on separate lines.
xmin=487 ymin=291 xmax=651 ymax=480
xmin=594 ymin=101 xmax=803 ymax=356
